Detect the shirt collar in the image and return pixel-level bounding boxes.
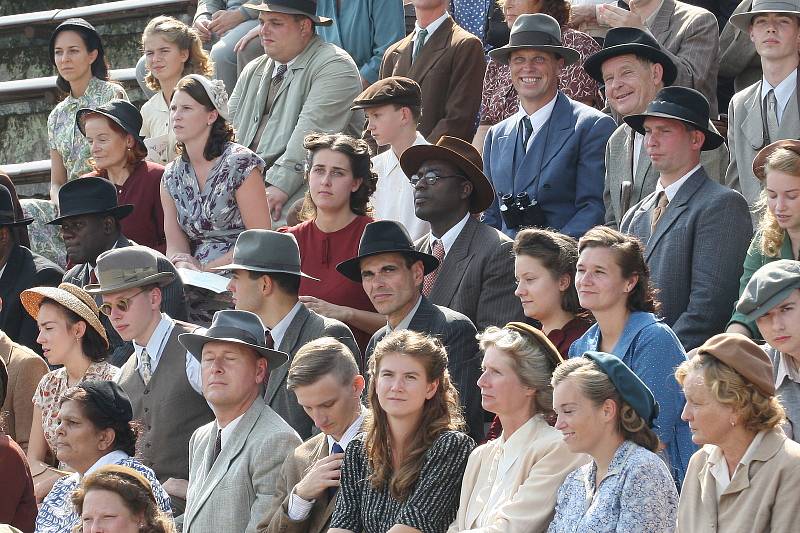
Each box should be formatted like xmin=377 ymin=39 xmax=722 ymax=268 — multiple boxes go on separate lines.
xmin=270 ymin=301 xmax=303 ymax=349
xmin=761 ymin=68 xmax=797 ymax=115
xmin=132 ymin=313 xmax=174 ymax=370
xmin=326 ymin=407 xmax=366 ymax=452
xmin=388 ymin=295 xmax=423 ymax=332
xmin=430 ymin=212 xmax=470 ymax=256
xmin=655 ymin=163 xmax=701 ymax=202
xmin=272 ymin=57 xmax=298 ymax=78
xmin=414 ymin=12 xmax=449 ymax=40
xmin=218 ymin=411 xmax=247 ymax=449
xmin=773 ymin=347 xmax=800 ymax=388
xmin=513 ymin=94 xmax=559 ymax=148
xmin=0 ymin=263 xmax=6 ymax=279
xmin=82 ymin=450 xmax=130 ymax=478
xmin=387 ymin=131 xmax=429 ymax=174
xmin=707 ymin=430 xmax=768 ymax=496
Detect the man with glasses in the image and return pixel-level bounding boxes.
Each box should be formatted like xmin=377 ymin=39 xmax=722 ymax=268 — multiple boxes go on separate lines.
xmin=399 ymin=136 xmax=524 ymax=331
xmin=86 ymin=245 xmax=213 ymax=515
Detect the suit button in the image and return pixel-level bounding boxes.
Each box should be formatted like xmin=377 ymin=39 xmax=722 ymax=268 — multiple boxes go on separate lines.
xmin=145 ymin=443 xmax=151 ymax=448
xmin=143 ymin=389 xmax=149 ymax=395
xmin=144 ymin=408 xmax=149 ymax=413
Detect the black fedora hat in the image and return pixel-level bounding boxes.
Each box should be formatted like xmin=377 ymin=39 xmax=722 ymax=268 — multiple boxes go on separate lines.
xmin=0 ymin=185 xmax=33 ymax=227
xmin=241 ymin=0 xmax=332 ymax=25
xmin=77 ymin=100 xmax=146 ymax=152
xmin=583 ymin=27 xmax=677 ymax=86
xmin=336 ymin=220 xmax=439 ymax=282
xmin=624 ymin=87 xmax=725 ymax=151
xmin=48 ymin=177 xmax=134 ymax=225
xmin=49 ymin=18 xmax=103 ymax=66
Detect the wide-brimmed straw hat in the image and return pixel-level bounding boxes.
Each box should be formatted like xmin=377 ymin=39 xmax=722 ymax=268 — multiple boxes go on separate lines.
xmin=20 ymin=283 xmax=109 ymax=348
xmin=489 ymin=13 xmax=580 ymax=66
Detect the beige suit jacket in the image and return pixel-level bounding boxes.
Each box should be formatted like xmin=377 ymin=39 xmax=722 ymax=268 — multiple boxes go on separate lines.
xmin=0 ymin=331 xmax=48 ymax=451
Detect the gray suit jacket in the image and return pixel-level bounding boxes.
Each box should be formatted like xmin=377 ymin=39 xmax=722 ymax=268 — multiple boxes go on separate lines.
xmin=719 ymin=0 xmax=761 ymax=92
xmin=604 ymin=123 xmax=729 ymax=229
xmin=414 ymin=217 xmax=524 ymax=331
xmin=620 ymin=167 xmax=752 ymax=350
xmin=649 ymin=0 xmax=721 ymax=116
xmin=365 ymin=297 xmax=483 ymax=441
xmin=184 ymin=399 xmax=302 ymax=533
xmin=265 ymin=305 xmax=360 ymax=440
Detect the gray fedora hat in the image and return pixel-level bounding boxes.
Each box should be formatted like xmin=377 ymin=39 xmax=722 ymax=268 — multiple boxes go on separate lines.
xmin=85 ymin=246 xmax=175 ymax=295
xmin=489 ymin=13 xmax=580 ymax=66
xmin=736 ymin=259 xmax=800 ymax=321
xmin=212 ymin=229 xmax=319 ymax=280
xmin=730 ymin=0 xmax=800 ymax=31
xmin=241 ymin=0 xmax=333 ymax=26
xmin=179 ymin=310 xmax=288 ymax=368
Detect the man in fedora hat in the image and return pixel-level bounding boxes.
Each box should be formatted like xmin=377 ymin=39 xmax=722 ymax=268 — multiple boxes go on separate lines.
xmin=336 ymin=220 xmax=484 ymax=441
xmin=85 ymin=246 xmax=213 ymax=514
xmin=482 ymin=13 xmax=615 ymax=239
xmin=399 ymin=136 xmax=524 ymax=331
xmin=379 ymin=0 xmax=486 ymax=142
xmin=726 ymin=0 xmax=800 ymax=214
xmin=180 ymin=310 xmax=301 ymax=533
xmin=583 ymin=27 xmax=729 ymax=229
xmin=620 ymin=86 xmax=752 ymax=350
xmin=219 ymin=229 xmax=359 ymax=439
xmin=230 ymin=0 xmax=364 ymax=227
xmin=0 ymin=184 xmax=63 ymax=355
xmin=51 ymin=177 xmax=187 ymax=366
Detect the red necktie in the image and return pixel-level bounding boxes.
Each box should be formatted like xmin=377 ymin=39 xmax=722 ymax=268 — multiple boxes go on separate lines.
xmin=422 ymin=240 xmax=445 ymax=296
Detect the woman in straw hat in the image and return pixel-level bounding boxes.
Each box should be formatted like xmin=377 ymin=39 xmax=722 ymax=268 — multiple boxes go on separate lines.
xmin=20 ymin=283 xmax=115 ymax=484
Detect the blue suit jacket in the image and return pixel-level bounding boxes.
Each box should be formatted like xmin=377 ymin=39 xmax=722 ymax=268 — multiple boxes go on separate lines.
xmin=482 ymin=92 xmax=615 ymax=238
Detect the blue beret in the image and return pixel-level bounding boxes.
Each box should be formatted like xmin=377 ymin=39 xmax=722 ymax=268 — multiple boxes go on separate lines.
xmin=583 ymin=351 xmax=660 ymax=428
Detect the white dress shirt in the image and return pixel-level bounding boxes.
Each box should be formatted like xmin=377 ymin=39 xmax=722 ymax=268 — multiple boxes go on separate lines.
xmin=269 ymin=301 xmax=303 ymax=350
xmin=413 ymin=11 xmax=450 ymax=44
xmin=655 ymin=163 xmax=702 ymax=202
xmin=218 ymin=410 xmax=246 ymax=450
xmin=761 ymin=68 xmax=797 ymax=124
xmin=512 ymin=94 xmax=558 ymax=151
xmin=707 ymin=430 xmax=767 ymax=500
xmin=429 ymin=212 xmax=470 ymax=259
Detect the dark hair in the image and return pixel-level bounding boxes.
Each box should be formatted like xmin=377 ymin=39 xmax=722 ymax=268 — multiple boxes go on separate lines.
xmin=174 ymin=76 xmax=234 ymax=161
xmin=52 ymin=25 xmax=111 ymax=93
xmin=40 ymin=297 xmax=108 ymax=362
xmin=577 ymin=226 xmax=661 ymax=314
xmin=246 ymin=270 xmax=301 ymax=295
xmin=60 ymin=387 xmax=140 ymax=456
xmin=81 ymin=112 xmax=148 ymax=173
xmin=500 ymin=0 xmax=571 ymax=26
xmin=299 ymin=133 xmax=378 ymax=221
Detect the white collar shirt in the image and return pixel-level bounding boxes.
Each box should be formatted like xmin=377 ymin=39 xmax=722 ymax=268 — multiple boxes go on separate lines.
xmin=761 ymin=68 xmax=797 ymax=124
xmin=429 ymin=212 xmax=470 ymax=258
xmin=413 ymin=12 xmax=449 ymax=43
xmin=513 ymin=94 xmax=558 ymax=151
xmin=654 ymin=163 xmax=701 ymax=202
xmin=269 ymin=301 xmax=303 ymax=350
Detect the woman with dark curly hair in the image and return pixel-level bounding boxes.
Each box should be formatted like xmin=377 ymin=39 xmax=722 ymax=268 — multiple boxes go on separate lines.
xmin=36 ymin=381 xmax=171 ymax=533
xmin=283 ymin=133 xmax=382 ymax=351
xmin=569 ymin=226 xmax=695 ymax=486
xmin=329 ymin=329 xmax=475 ymax=533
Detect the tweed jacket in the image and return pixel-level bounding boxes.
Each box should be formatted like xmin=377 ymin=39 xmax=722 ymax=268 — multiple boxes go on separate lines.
xmin=63 ymin=235 xmax=188 ymax=366
xmin=414 ymin=217 xmax=524 ymax=331
xmin=726 ymin=77 xmax=800 ymax=211
xmin=620 ymin=167 xmax=752 ymax=350
xmin=482 ymin=92 xmax=616 ymax=238
xmin=649 ymin=0 xmax=721 ymax=116
xmin=677 ymin=429 xmax=800 ymax=533
xmin=719 ymin=0 xmax=761 ymax=92
xmin=0 ymin=331 xmax=48 ymax=451
xmin=0 ymin=244 xmax=63 ymax=354
xmin=380 ymin=15 xmax=486 ymax=142
xmin=604 ymin=122 xmax=729 ymax=229
xmin=265 ymin=305 xmax=360 ymax=440
xmin=184 ymin=399 xmax=302 ymax=533
xmin=230 ymin=36 xmax=364 ymax=225
xmin=365 ymin=296 xmax=483 ymax=441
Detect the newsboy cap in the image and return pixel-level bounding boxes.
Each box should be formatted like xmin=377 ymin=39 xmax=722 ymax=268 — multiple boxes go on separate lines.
xmin=693 ymin=333 xmax=775 ymax=396
xmin=351 ymin=76 xmax=422 ymax=110
xmin=736 ymin=260 xmax=800 ymax=321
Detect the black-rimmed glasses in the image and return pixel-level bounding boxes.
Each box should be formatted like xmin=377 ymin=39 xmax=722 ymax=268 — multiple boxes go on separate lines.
xmin=409 ymin=171 xmax=464 ymax=187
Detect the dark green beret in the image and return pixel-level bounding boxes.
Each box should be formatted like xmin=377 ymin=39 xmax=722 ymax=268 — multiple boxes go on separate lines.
xmin=736 ymin=260 xmax=800 ymax=322
xmin=351 ymin=76 xmax=422 ymax=110
xmin=583 ymin=351 xmax=659 ymax=428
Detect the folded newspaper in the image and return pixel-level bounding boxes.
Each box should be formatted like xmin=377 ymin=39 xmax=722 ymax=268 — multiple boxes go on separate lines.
xmin=177 ymin=267 xmax=230 ymax=294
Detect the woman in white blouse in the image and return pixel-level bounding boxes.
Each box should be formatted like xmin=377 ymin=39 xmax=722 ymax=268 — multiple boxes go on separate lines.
xmin=448 ymin=323 xmax=587 ymax=533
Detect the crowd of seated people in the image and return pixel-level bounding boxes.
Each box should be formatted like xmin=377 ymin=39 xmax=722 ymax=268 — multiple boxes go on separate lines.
xmin=4 ymin=0 xmax=800 ymax=531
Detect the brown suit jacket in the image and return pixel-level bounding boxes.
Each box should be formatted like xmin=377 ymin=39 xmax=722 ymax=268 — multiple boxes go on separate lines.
xmin=380 ymin=15 xmax=485 ymax=142
xmin=0 ymin=331 xmax=48 ymax=451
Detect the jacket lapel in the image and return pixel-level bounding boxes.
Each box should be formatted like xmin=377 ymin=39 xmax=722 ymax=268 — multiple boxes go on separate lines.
xmin=266 ymin=306 xmax=311 ymax=403
xmin=538 ymin=93 xmax=574 ymax=170
xmin=778 ymin=85 xmax=800 ymax=139
xmin=272 ymin=37 xmax=321 ymax=108
xmin=698 ymin=459 xmax=720 ymax=526
xmin=408 ymin=17 xmax=455 ymax=85
xmin=741 ymin=86 xmax=766 ymax=150
xmin=429 ymin=218 xmax=476 ymax=305
xmin=648 ymin=0 xmax=673 ymax=41
xmin=408 ymin=296 xmax=436 ymax=330
xmin=723 ymin=429 xmax=786 ymax=497
xmin=644 ymin=169 xmax=706 ymax=260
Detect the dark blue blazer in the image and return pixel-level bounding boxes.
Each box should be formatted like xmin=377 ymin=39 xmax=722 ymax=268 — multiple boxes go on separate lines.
xmin=482 ymin=92 xmax=616 ymax=238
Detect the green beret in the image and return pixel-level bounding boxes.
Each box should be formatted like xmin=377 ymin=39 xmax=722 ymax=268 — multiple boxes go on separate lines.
xmin=583 ymin=351 xmax=659 ymax=428
xmin=736 ymin=260 xmax=800 ymax=322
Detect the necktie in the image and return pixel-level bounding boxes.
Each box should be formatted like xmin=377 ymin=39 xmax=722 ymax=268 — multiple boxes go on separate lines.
xmin=89 ymin=269 xmax=98 ymax=285
xmin=422 ymin=239 xmax=445 ymax=296
xmin=267 ymin=64 xmax=288 ymax=113
xmin=212 ymin=428 xmax=222 ymax=464
xmin=650 ymin=191 xmax=669 ymax=235
xmin=264 ymin=330 xmax=275 ymax=350
xmin=327 ymin=442 xmax=345 ymax=500
xmin=764 ymin=88 xmax=779 ymax=143
xmin=521 ymin=116 xmax=534 ymax=151
xmin=413 ymin=28 xmax=428 ymax=62
xmin=139 ymin=348 xmax=153 ymax=385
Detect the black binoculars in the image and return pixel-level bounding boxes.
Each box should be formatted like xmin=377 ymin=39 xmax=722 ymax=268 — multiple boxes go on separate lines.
xmin=499 ymin=192 xmax=547 ymax=230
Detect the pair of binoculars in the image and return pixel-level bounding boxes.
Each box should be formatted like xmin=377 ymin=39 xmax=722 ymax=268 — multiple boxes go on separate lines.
xmin=499 ymin=192 xmax=547 ymax=230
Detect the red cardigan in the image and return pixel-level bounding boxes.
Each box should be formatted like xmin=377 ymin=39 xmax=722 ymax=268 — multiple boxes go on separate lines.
xmin=0 ymin=435 xmax=36 ymax=532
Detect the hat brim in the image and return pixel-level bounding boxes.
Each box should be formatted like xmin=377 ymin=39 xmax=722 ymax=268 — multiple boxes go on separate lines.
xmin=84 ymin=272 xmax=176 ymax=295
xmin=179 ymin=332 xmax=288 ymax=368
xmin=624 ymin=112 xmax=725 ymax=151
xmin=336 ymin=249 xmax=440 ymax=282
xmin=399 ymin=145 xmax=495 ymax=214
xmin=730 ymin=9 xmax=800 ymax=32
xmin=210 ymin=262 xmax=320 ymax=281
xmin=20 ymin=287 xmax=109 ymax=348
xmin=76 ymin=108 xmax=147 ymax=153
xmin=752 ymin=139 xmax=800 ymax=180
xmin=47 ymin=204 xmax=134 ymax=225
xmin=0 ymin=216 xmax=34 ymax=227
xmin=242 ymin=3 xmax=333 ymax=25
xmin=489 ymin=44 xmax=580 ymax=67
xmin=583 ymin=44 xmax=677 ymax=86
xmin=738 ymin=283 xmax=800 ymax=322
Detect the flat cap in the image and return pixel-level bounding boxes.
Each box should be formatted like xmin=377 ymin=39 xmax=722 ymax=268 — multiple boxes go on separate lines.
xmin=583 ymin=351 xmax=659 ymax=428
xmin=694 ymin=333 xmax=775 ymax=396
xmin=351 ymin=76 xmax=422 ymax=110
xmin=736 ymin=260 xmax=800 ymax=321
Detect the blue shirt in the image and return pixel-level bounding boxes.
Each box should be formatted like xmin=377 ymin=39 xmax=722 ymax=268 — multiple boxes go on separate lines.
xmin=316 ymin=0 xmax=406 ymax=84
xmin=450 ymin=0 xmax=491 ymax=45
xmin=569 ymin=311 xmax=696 ymax=486
xmin=547 ymin=440 xmax=678 ymax=533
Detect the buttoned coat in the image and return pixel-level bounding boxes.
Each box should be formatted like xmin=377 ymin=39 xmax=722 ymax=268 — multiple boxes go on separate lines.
xmin=482 ymin=92 xmax=615 ymax=238
xmin=265 ymin=305 xmax=360 ymax=440
xmin=414 ymin=217 xmax=524 ymax=331
xmin=0 ymin=331 xmax=48 ymax=451
xmin=380 ymin=15 xmax=485 ymax=142
xmin=677 ymin=429 xmax=800 ymax=533
xmin=726 ymin=79 xmax=800 ymax=212
xmin=649 ymin=0 xmax=721 ymax=116
xmin=230 ymin=36 xmax=364 ymax=225
xmin=184 ymin=399 xmax=301 ymax=533
xmin=719 ymin=0 xmax=761 ymax=92
xmin=620 ymin=167 xmax=752 ymax=350
xmin=604 ymin=122 xmax=729 ymax=229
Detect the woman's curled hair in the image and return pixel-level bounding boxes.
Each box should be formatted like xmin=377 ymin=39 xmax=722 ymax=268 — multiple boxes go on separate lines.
xmin=174 ymin=76 xmax=234 ymax=161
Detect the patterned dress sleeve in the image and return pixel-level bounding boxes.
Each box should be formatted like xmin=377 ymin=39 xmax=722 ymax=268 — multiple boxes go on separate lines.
xmin=31 ymin=371 xmax=54 ymax=410
xmin=226 ymin=144 xmax=267 ymax=190
xmin=329 ymin=436 xmax=366 ymax=532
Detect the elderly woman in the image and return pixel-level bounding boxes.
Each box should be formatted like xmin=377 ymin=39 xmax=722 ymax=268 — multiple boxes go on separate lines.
xmin=548 ymin=352 xmax=678 ymax=532
xmin=448 ymin=323 xmax=586 ymax=532
xmin=36 ymin=381 xmax=171 ymax=533
xmin=729 ymin=140 xmax=800 ymax=338
xmin=675 ymin=333 xmax=800 ymax=532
